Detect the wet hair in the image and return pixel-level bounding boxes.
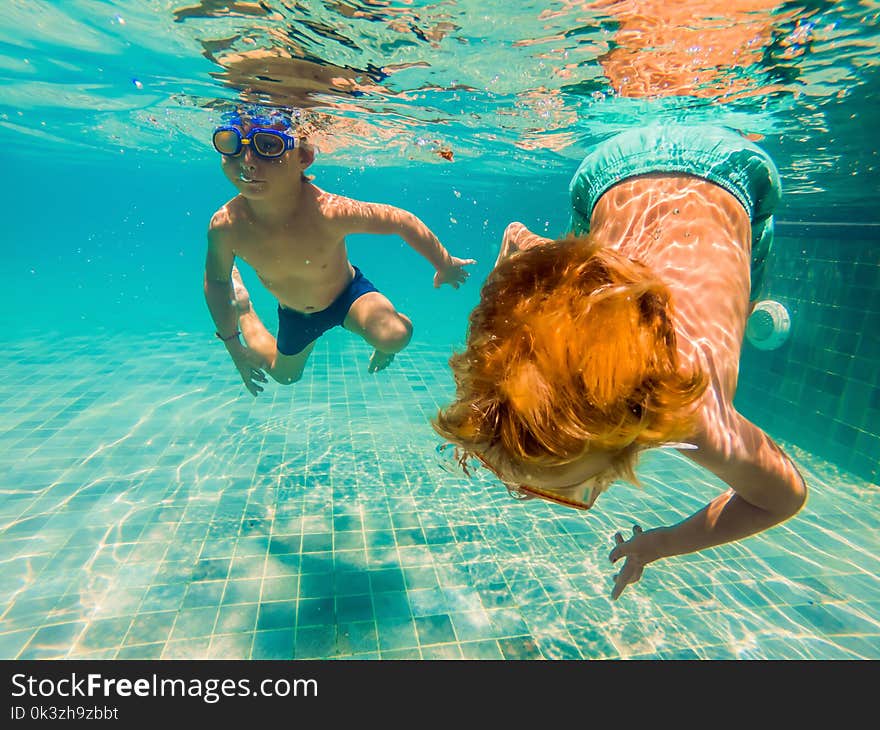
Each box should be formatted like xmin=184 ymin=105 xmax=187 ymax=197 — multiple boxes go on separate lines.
xmin=220 ymin=104 xmax=301 ymax=132
xmin=433 ymin=234 xmax=708 ymax=486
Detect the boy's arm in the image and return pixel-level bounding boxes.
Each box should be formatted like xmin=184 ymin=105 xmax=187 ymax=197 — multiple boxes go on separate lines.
xmin=204 ymin=219 xmax=267 ymax=396
xmin=204 ymin=223 xmax=240 ymax=341
xmin=609 ymin=412 xmax=807 ymax=599
xmin=331 ymin=199 xmax=476 ymax=288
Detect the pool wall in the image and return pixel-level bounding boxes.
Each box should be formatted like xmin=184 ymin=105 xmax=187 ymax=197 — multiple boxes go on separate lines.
xmin=737 ymin=221 xmax=880 ymax=485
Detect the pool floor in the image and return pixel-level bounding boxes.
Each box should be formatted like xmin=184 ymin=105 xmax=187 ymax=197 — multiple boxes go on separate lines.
xmin=1 ymin=330 xmax=879 ymax=659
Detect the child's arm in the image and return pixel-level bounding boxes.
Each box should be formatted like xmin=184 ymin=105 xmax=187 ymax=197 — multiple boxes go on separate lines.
xmin=331 ymin=198 xmax=476 ymax=288
xmin=204 ymin=224 xmax=240 ymax=341
xmin=204 ymin=219 xmax=268 ymax=396
xmin=608 ymin=412 xmax=807 ymax=599
xmin=496 ymin=222 xmax=554 ymax=267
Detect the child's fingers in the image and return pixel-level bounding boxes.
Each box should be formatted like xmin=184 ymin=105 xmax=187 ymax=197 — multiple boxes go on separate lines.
xmin=244 ymin=379 xmax=262 ymax=397
xmin=609 ymin=531 xmax=624 ymax=563
xmin=611 ymin=570 xmax=628 ymax=600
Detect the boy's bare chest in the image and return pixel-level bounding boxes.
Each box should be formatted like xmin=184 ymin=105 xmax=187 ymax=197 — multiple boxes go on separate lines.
xmin=235 ymin=220 xmax=344 ymax=273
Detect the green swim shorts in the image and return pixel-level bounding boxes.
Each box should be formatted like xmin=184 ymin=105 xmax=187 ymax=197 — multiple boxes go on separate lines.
xmin=568 ymin=125 xmax=781 ymax=298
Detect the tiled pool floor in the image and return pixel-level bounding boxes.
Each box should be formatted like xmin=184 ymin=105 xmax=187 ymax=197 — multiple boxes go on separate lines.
xmin=1 ymin=330 xmax=878 ymax=659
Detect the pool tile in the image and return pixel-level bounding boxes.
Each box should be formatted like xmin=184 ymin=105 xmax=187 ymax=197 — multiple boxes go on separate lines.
xmin=295 ymin=624 xmax=337 ymax=659
xmin=251 ymin=629 xmax=295 ymax=660
xmin=2 ymin=333 xmax=879 ymax=660
xmin=75 ymin=617 xmax=133 ymax=652
xmin=372 ymin=591 xmax=411 ymax=620
xmin=337 ymin=594 xmax=374 ymax=623
xmin=123 ymin=611 xmax=176 ymax=646
xmin=414 ymin=614 xmax=456 ymax=646
xmin=376 ymin=616 xmax=419 ymax=652
xmin=216 ymin=603 xmax=259 ymax=634
xmin=370 ymin=568 xmax=407 ymax=593
xmin=256 ymin=601 xmax=297 ymax=632
xmin=116 ymin=642 xmax=164 ymax=659
xmin=336 ymin=620 xmax=378 ymax=656
xmin=297 ymin=597 xmax=335 ymax=627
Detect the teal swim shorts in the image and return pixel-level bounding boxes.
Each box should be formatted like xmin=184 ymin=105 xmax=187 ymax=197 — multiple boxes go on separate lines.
xmin=568 ymin=125 xmax=781 ymax=298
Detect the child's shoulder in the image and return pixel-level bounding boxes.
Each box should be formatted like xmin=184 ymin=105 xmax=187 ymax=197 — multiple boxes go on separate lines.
xmin=312 ymin=187 xmax=363 ymax=219
xmin=312 ymin=187 xmax=380 ymax=220
xmin=208 ymin=197 xmax=246 ymax=231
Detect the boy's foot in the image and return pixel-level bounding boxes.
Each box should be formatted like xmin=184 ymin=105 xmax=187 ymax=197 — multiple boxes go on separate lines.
xmin=368 ymin=350 xmax=395 ymax=373
xmin=230 ymin=266 xmax=252 ymax=314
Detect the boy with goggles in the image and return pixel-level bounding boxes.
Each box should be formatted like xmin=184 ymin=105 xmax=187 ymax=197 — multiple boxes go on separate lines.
xmin=204 ymin=109 xmax=476 ymax=394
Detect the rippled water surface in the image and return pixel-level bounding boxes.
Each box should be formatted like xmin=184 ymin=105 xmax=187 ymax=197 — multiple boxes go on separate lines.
xmin=2 ymin=1 xmax=878 ymax=209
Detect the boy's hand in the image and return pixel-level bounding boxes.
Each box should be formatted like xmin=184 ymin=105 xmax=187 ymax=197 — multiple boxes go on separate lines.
xmin=228 ymin=345 xmax=269 ymax=397
xmin=608 ymin=525 xmax=661 ymax=600
xmin=433 ymin=256 xmax=477 ymax=289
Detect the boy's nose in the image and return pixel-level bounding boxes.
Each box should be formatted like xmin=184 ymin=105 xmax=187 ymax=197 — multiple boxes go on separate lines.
xmin=241 ymin=146 xmax=259 ymax=166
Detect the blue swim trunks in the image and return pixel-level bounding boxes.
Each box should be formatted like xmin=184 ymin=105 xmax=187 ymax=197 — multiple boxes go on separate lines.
xmin=276 ymin=265 xmax=379 ymax=356
xmin=568 ymin=125 xmax=781 ymax=298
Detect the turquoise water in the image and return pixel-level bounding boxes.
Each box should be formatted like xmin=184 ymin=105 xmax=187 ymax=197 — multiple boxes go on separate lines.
xmin=2 ymin=331 xmax=879 ymax=659
xmin=2 ymin=1 xmax=879 ymax=660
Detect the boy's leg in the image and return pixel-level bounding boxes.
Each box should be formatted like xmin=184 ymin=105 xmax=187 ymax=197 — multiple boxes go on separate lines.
xmin=343 ymin=292 xmax=413 ymax=373
xmin=269 ymin=343 xmax=317 ymax=384
xmin=231 ymin=266 xmax=315 ymax=384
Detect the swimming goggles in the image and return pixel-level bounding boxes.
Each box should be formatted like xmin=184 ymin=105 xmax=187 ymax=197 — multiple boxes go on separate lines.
xmin=212 ymin=126 xmax=297 ymax=159
xmin=505 ymin=481 xmax=604 ymax=511
xmin=504 ymin=443 xmax=697 ymax=511
xmin=434 ymin=442 xmax=602 ymax=511
xmin=435 ymin=440 xmax=696 ymax=512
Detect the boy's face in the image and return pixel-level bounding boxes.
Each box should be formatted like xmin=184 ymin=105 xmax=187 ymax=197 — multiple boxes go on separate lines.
xmin=485 ymin=447 xmax=617 ymax=511
xmin=218 ymin=120 xmax=312 ymax=199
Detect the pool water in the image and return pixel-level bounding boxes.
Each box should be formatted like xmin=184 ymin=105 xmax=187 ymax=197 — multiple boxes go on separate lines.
xmin=2 ymin=330 xmax=878 ymax=660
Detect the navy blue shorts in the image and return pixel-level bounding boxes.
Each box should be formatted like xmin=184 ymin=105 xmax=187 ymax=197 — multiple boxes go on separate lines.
xmin=276 ymin=265 xmax=379 ymax=356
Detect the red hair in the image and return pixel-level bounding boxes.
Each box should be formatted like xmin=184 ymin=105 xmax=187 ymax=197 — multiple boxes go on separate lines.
xmin=433 ymin=235 xmax=707 ymax=479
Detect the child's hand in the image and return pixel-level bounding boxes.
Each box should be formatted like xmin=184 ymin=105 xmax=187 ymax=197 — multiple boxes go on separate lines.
xmin=434 ymin=256 xmax=477 ymax=289
xmin=229 ymin=346 xmax=269 ymax=397
xmin=608 ymin=525 xmax=660 ymax=600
